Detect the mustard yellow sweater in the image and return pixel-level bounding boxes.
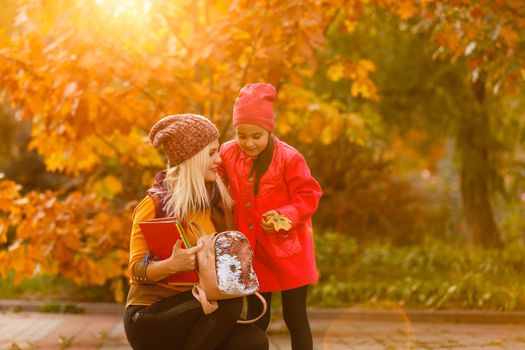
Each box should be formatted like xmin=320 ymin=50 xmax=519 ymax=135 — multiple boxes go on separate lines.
xmin=126 ymin=196 xmax=215 ymax=307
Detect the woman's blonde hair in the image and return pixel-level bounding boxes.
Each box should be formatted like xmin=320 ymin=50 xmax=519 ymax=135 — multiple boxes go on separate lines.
xmin=163 ymin=144 xmax=233 ymax=219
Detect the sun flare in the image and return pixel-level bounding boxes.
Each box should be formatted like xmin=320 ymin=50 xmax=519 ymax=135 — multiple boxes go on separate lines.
xmin=94 ymin=0 xmax=152 ymax=17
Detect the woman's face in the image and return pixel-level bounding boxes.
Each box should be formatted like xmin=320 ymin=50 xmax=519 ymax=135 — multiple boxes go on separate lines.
xmin=235 ymin=124 xmax=270 ymax=158
xmin=205 ymin=139 xmax=221 ymax=182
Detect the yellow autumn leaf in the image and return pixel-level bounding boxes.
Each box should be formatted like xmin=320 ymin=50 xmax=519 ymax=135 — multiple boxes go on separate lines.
xmin=273 ymin=217 xmax=292 ymax=231
xmin=397 ymin=0 xmax=418 ymax=20
xmin=351 ymin=81 xmax=366 ymax=97
xmin=276 ymin=120 xmax=293 ymax=135
xmin=233 ymin=30 xmax=252 ymax=40
xmin=359 ymin=59 xmax=376 ymax=72
xmin=141 ymin=171 xmax=155 ymax=187
xmin=321 ymin=126 xmax=333 ymax=145
xmin=344 ymin=20 xmax=358 ymax=33
xmin=93 ymin=176 xmax=123 ymax=199
xmin=44 ymin=152 xmax=67 ymax=172
xmin=351 ymin=80 xmax=378 ymax=100
xmin=0 ymin=180 xmax=21 ymax=212
xmin=112 ymin=278 xmax=125 ymax=303
xmin=71 ymin=141 xmax=102 ymax=174
xmin=87 ymin=136 xmax=116 ymax=158
xmin=0 ymin=221 xmax=6 ymax=244
xmin=105 ymin=176 xmax=123 ymax=193
xmin=265 ymin=213 xmax=292 ymax=231
xmin=326 ymin=63 xmax=345 ymax=82
xmin=347 ymin=113 xmax=365 ymax=128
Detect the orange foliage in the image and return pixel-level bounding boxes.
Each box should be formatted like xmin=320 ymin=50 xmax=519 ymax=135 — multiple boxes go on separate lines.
xmin=0 ymin=181 xmax=132 ymax=301
xmin=0 ymin=0 xmax=375 ymax=175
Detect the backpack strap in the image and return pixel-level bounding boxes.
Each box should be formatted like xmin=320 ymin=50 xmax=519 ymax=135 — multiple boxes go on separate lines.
xmin=192 ymin=285 xmax=219 ymax=314
xmin=236 ymin=292 xmax=267 ymax=324
xmin=191 ymin=286 xmax=267 ymax=324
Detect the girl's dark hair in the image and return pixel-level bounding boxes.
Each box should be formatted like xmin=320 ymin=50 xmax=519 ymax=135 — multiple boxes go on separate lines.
xmin=250 ymin=136 xmax=274 ymax=195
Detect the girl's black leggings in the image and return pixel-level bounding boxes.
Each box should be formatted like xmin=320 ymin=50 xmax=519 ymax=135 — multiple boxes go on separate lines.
xmin=247 ymin=285 xmax=312 ymax=350
xmin=124 ymin=290 xmax=268 ymax=350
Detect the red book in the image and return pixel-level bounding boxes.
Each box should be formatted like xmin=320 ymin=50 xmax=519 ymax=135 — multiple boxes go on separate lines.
xmin=138 ymin=218 xmax=198 ymax=285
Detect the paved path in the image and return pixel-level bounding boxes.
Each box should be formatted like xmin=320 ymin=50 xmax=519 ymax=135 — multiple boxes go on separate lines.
xmin=2 ymin=307 xmax=525 ymax=349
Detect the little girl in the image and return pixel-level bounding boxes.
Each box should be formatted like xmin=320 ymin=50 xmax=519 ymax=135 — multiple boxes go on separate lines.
xmin=219 ymin=83 xmax=322 ymax=350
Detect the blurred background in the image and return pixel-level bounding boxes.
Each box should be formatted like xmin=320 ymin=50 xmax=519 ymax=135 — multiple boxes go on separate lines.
xmin=1 ymin=0 xmax=524 ymax=310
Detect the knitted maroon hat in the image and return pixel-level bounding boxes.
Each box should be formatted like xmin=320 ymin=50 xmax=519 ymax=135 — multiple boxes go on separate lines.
xmin=233 ymin=83 xmax=276 ymax=132
xmin=149 ymin=114 xmax=219 ymax=166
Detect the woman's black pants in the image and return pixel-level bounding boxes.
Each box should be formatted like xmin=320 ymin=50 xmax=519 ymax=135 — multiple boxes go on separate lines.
xmin=124 ymin=290 xmax=268 ymax=350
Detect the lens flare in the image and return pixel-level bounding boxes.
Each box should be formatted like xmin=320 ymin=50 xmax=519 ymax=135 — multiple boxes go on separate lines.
xmin=93 ymin=0 xmax=152 ymax=18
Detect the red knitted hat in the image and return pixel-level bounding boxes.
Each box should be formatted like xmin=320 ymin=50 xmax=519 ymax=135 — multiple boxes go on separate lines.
xmin=233 ymin=83 xmax=276 ymax=132
xmin=149 ymin=114 xmax=219 ymax=166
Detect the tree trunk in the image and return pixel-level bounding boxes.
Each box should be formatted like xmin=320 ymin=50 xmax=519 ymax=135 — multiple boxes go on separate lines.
xmin=457 ymin=74 xmax=502 ymax=248
xmin=459 ymin=152 xmax=502 ymax=248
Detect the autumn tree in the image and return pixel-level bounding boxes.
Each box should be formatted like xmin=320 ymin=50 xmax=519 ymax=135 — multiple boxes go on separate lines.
xmin=386 ymin=0 xmax=525 ymax=247
xmin=327 ymin=0 xmax=525 ymax=247
xmin=0 ymin=0 xmax=375 ymax=299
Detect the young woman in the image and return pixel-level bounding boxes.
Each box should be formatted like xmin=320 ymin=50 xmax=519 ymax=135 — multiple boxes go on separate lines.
xmin=219 ymin=84 xmax=322 ymax=350
xmin=123 ymin=114 xmax=268 ymax=350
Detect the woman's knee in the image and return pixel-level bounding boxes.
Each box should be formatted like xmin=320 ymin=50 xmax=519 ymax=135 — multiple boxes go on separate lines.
xmin=249 ymin=326 xmax=269 ymax=350
xmin=218 ymin=324 xmax=269 ymax=350
xmin=217 ymin=297 xmax=243 ymax=319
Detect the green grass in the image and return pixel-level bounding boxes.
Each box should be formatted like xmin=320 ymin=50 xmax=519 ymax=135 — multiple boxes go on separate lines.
xmin=310 ymin=232 xmax=525 ymax=310
xmin=0 ymin=272 xmax=115 ymax=302
xmin=39 ymin=301 xmax=84 ymax=314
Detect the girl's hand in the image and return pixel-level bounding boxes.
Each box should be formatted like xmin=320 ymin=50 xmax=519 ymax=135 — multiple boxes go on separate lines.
xmin=262 ymin=210 xmax=279 ymax=232
xmin=168 ymin=239 xmax=203 ymax=273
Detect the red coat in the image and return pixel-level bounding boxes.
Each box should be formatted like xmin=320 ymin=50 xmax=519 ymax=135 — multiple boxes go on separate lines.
xmin=219 ymin=137 xmax=322 ymax=292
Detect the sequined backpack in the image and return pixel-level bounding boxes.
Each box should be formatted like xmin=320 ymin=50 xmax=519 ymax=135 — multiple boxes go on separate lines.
xmin=189 ymin=221 xmax=267 ymax=323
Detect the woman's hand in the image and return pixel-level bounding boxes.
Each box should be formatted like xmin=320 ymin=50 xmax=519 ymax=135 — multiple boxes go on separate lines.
xmin=168 ymin=239 xmax=203 ymax=273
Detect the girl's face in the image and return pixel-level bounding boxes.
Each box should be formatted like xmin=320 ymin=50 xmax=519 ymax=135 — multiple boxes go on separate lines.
xmin=235 ymin=124 xmax=270 ymax=158
xmin=205 ymin=139 xmax=221 ymax=182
